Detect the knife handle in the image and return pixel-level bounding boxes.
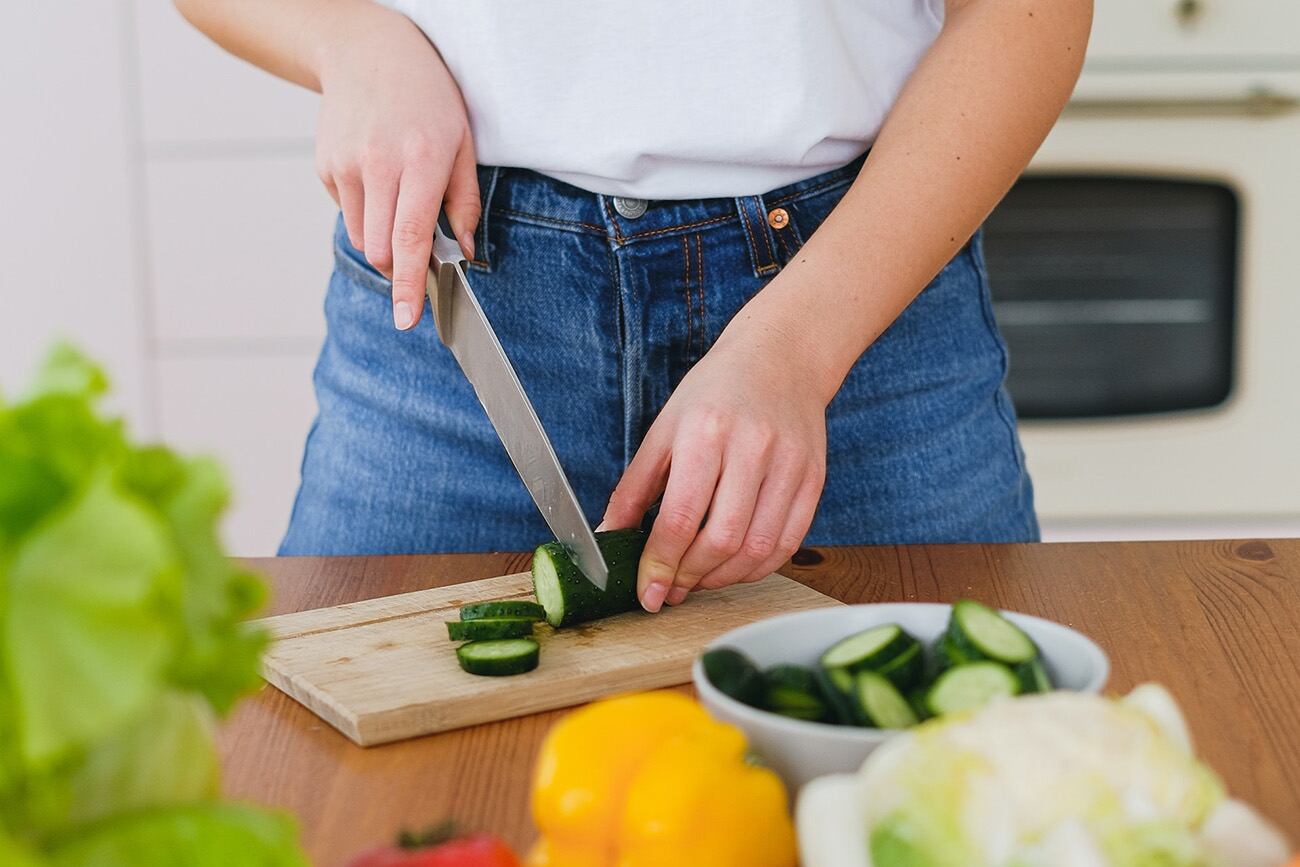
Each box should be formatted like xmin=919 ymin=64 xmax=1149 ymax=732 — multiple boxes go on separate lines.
xmin=427 ymin=217 xmax=466 ymax=345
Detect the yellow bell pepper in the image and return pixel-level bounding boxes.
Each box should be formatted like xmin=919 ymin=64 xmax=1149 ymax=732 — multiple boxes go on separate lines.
xmin=527 ymin=691 xmax=797 ymax=867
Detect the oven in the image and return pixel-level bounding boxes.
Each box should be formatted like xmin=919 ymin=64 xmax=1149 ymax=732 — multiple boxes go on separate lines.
xmin=981 ymin=0 xmax=1300 ymax=539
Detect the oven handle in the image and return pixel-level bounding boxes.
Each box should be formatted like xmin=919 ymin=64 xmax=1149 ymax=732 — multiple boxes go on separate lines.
xmin=1065 ymin=86 xmax=1299 ymax=119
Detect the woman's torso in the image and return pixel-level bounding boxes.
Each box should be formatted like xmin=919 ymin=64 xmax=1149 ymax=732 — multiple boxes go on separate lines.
xmin=382 ymin=1 xmax=944 ymax=198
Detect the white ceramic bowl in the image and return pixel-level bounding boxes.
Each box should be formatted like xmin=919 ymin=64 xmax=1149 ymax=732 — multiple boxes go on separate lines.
xmin=692 ymin=602 xmax=1109 ymax=791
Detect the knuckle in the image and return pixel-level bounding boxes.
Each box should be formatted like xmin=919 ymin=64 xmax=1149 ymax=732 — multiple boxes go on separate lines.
xmin=778 ymin=532 xmax=805 ymax=559
xmin=392 ymin=217 xmax=430 ymax=248
xmin=401 ymin=133 xmax=437 ymax=162
xmin=702 ymin=523 xmax=745 ymax=558
xmin=331 ymin=160 xmax=361 ymax=183
xmin=741 ymin=531 xmax=779 ymax=561
xmin=658 ymin=504 xmax=701 ymax=539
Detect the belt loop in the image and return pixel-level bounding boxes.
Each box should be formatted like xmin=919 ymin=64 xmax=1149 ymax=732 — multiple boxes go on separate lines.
xmin=471 ymin=166 xmax=502 ymax=271
xmin=734 ymin=195 xmax=780 ymax=278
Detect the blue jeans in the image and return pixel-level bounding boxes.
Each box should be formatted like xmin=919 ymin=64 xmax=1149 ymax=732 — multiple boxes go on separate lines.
xmin=280 ymin=159 xmax=1038 ymax=555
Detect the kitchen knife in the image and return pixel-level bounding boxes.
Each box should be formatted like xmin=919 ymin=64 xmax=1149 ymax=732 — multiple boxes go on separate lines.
xmin=426 ymin=221 xmax=610 ymax=590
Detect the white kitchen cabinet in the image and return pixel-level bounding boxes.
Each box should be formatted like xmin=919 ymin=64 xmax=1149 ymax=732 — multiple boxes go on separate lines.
xmin=133 ymin=0 xmax=319 ymax=147
xmin=154 ymin=352 xmax=319 ymax=555
xmin=1088 ymin=0 xmax=1300 ymax=67
xmin=145 ymin=156 xmax=337 ymax=346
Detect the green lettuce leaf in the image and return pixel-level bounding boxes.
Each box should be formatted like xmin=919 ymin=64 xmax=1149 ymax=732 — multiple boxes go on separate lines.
xmin=6 ymin=472 xmax=173 ymax=770
xmin=18 ymin=691 xmax=219 ymax=836
xmin=0 ymin=345 xmax=304 ymax=862
xmin=43 ymin=803 xmax=308 ymax=867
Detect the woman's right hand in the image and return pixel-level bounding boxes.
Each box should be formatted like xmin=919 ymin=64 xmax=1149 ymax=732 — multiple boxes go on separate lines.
xmin=316 ymin=7 xmax=479 ymax=330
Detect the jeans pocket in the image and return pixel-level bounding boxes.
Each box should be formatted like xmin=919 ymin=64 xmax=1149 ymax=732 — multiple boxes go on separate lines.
xmin=331 ymin=215 xmax=393 ymax=296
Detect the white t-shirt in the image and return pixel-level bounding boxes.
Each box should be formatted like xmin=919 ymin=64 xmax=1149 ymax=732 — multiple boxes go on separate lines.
xmin=383 ymin=2 xmax=944 ymax=199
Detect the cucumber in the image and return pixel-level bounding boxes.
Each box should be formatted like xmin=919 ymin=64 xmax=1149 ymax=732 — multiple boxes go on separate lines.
xmin=446 ymin=618 xmax=534 ymax=642
xmin=854 ymin=671 xmax=920 ymax=729
xmin=701 ymin=647 xmax=764 ymax=708
xmin=763 ymin=665 xmax=827 ymax=719
xmin=924 ymin=661 xmax=1021 ymax=717
xmin=876 ymin=641 xmax=925 ymax=691
xmin=459 ymin=600 xmax=546 ymax=622
xmin=456 ymin=638 xmax=540 ymax=676
xmin=907 ymin=687 xmax=932 ymax=722
xmin=820 ymin=624 xmax=917 ymax=673
xmin=946 ymin=600 xmax=1037 ymax=665
xmin=1014 ymin=657 xmax=1054 ymax=694
xmin=815 ymin=665 xmax=862 ymax=725
xmin=532 ymin=529 xmax=647 ymax=627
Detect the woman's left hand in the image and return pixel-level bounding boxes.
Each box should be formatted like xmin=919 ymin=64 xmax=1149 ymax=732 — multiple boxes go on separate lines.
xmin=601 ymin=313 xmax=832 ymax=612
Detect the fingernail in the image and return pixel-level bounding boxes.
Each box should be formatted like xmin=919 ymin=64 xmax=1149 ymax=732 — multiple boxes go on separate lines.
xmin=459 ymin=232 xmax=475 ymax=261
xmin=595 ymin=520 xmax=610 ymax=532
xmin=666 ymin=586 xmax=689 ymax=606
xmin=393 ymin=301 xmax=413 ymax=330
xmin=641 ymin=581 xmax=670 ymax=613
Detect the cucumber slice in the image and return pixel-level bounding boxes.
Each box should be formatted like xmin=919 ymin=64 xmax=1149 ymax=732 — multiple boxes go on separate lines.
xmin=924 ymin=661 xmax=1021 ymax=717
xmin=854 ymin=671 xmax=919 ymax=729
xmin=820 ymin=624 xmax=916 ymax=672
xmin=947 ymin=600 xmax=1037 ymax=665
xmin=701 ymin=648 xmax=764 ymax=708
xmin=446 ymin=618 xmax=534 ymax=642
xmin=876 ymin=641 xmax=925 ymax=691
xmin=1014 ymin=657 xmax=1054 ymax=694
xmin=763 ymin=665 xmax=827 ymax=717
xmin=934 ymin=633 xmax=977 ymax=671
xmin=532 ymin=529 xmax=647 ymax=627
xmin=459 ymin=600 xmax=546 ymax=622
xmin=815 ymin=666 xmax=862 ymax=725
xmin=906 ymin=687 xmax=932 ymax=722
xmin=456 ymin=638 xmax=540 ymax=676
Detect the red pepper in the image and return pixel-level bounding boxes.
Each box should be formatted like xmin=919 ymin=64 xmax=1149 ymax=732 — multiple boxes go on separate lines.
xmin=348 ymin=823 xmax=520 ymax=867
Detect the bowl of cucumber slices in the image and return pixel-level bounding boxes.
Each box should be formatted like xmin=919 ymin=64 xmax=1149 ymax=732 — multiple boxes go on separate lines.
xmin=691 ymin=600 xmax=1108 ymax=791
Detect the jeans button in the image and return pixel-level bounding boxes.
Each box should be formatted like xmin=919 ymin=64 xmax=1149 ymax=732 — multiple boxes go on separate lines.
xmin=612 ymin=197 xmax=648 ymax=219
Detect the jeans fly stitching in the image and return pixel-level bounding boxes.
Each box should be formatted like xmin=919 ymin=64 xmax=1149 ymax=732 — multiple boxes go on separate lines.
xmin=694 ymin=233 xmax=705 ymax=359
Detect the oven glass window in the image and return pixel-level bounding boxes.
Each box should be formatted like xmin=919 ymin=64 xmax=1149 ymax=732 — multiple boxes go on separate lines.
xmin=982 ymin=176 xmax=1238 ymax=419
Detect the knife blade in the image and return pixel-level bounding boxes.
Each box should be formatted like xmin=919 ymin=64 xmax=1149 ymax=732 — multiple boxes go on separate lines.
xmin=426 ymin=222 xmax=610 ymax=590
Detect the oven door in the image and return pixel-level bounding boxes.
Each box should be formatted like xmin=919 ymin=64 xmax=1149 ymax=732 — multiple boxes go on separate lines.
xmin=989 ymin=70 xmax=1300 ymax=536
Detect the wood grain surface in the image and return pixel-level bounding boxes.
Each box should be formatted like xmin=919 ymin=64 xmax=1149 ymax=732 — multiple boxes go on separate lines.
xmin=219 ymin=541 xmax=1300 ymax=865
xmin=257 ymin=571 xmax=836 ymax=744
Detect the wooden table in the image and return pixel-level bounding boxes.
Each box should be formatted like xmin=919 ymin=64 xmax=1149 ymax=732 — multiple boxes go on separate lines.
xmin=220 ymin=540 xmax=1300 ymax=864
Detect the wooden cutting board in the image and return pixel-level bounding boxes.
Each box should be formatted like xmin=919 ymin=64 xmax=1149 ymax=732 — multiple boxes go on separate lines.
xmin=256 ymin=570 xmax=838 ymax=746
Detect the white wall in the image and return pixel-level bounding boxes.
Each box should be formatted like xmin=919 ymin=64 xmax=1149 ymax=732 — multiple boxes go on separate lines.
xmin=0 ymin=1 xmax=332 ymax=555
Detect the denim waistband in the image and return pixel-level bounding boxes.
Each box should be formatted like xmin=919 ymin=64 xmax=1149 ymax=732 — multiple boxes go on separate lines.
xmin=473 ymin=153 xmax=867 ymax=255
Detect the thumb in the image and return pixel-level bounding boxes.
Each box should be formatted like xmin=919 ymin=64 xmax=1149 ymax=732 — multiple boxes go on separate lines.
xmin=443 ymin=134 xmax=481 ymax=260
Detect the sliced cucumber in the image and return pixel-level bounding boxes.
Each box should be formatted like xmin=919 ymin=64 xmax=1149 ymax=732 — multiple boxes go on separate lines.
xmin=1014 ymin=657 xmax=1054 ymax=694
xmin=459 ymin=600 xmax=546 ymax=622
xmin=854 ymin=671 xmax=919 ymax=729
xmin=876 ymin=641 xmax=925 ymax=691
xmin=532 ymin=529 xmax=647 ymax=627
xmin=906 ymin=687 xmax=932 ymax=723
xmin=446 ymin=618 xmax=534 ymax=642
xmin=934 ymin=633 xmax=977 ymax=671
xmin=947 ymin=600 xmax=1037 ymax=665
xmin=456 ymin=638 xmax=540 ymax=676
xmin=924 ymin=661 xmax=1020 ymax=717
xmin=815 ymin=666 xmax=862 ymax=725
xmin=763 ymin=665 xmax=827 ymax=718
xmin=820 ymin=624 xmax=916 ymax=673
xmin=701 ymin=647 xmax=765 ymax=708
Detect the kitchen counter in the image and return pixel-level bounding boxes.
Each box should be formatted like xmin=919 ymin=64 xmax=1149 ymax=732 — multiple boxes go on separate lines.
xmin=221 ymin=540 xmax=1300 ymax=864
